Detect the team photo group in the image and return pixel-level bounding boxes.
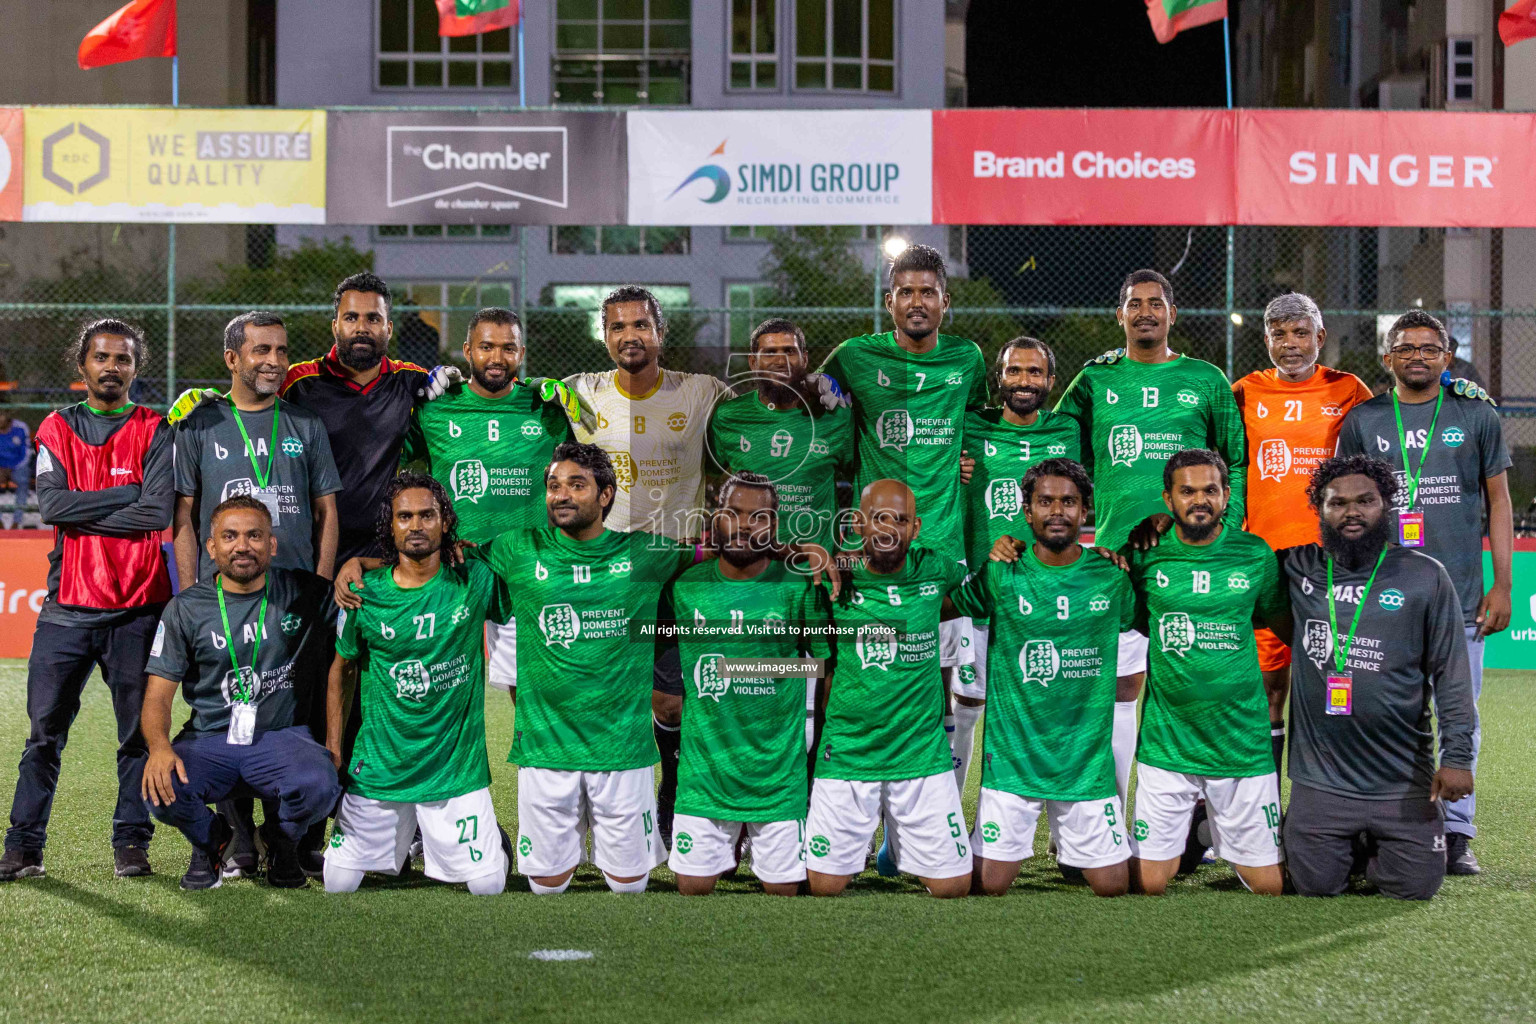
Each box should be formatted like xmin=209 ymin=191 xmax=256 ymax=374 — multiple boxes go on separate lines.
xmin=0 ymin=243 xmax=1510 ymax=902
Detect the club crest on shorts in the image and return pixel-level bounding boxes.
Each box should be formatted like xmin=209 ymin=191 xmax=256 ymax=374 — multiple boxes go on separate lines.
xmin=856 ymin=625 xmax=897 ymax=671
xmin=1158 ymin=612 xmax=1196 ymax=657
xmin=1108 ymin=425 xmax=1143 ymax=467
xmin=451 ymin=459 xmax=489 ymax=503
xmin=1020 ymin=639 xmax=1060 ymax=687
xmin=985 ymin=478 xmax=1022 ymax=521
xmin=539 ymin=604 xmax=581 ymax=647
xmin=389 ymin=660 xmax=431 ymax=702
xmin=1302 ymin=619 xmax=1334 ymax=671
xmin=693 ymin=654 xmax=729 ymax=702
xmin=220 ymin=666 xmax=262 ymax=706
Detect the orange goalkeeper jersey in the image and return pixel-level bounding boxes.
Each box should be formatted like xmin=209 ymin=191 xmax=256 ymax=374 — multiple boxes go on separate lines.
xmin=1231 ymin=366 xmax=1374 ymax=551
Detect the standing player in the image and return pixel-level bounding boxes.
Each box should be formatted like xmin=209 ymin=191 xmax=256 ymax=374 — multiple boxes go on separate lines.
xmin=948 ymin=459 xmax=1133 ymax=897
xmin=1336 ymin=310 xmax=1513 ymax=875
xmin=954 ymin=337 xmax=1080 ymax=791
xmin=1230 ymin=294 xmax=1373 ymax=774
xmin=401 ymin=306 xmax=574 ymax=694
xmin=807 ymin=479 xmax=971 ymax=898
xmin=0 ymin=320 xmax=172 ymax=883
xmin=659 ymin=473 xmax=829 ymax=896
xmin=1127 ymin=450 xmax=1288 ymax=896
xmin=1055 ymin=269 xmax=1247 ymax=814
xmin=323 ymin=474 xmax=508 ymax=895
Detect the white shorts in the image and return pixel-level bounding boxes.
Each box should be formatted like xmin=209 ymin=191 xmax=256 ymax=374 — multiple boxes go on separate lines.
xmin=1117 ymin=629 xmax=1148 ymax=676
xmin=325 ymin=788 xmax=507 ymax=884
xmin=940 ymin=616 xmax=973 ymax=669
xmin=970 ymin=788 xmax=1129 ymax=869
xmin=667 ymin=814 xmax=806 ymax=884
xmin=954 ymin=621 xmax=990 ymax=699
xmin=1132 ymin=762 xmax=1283 ymax=867
xmin=805 ymin=771 xmax=970 ymax=879
xmin=515 ymin=765 xmax=664 ymax=879
xmin=487 ymin=617 xmax=516 ymax=691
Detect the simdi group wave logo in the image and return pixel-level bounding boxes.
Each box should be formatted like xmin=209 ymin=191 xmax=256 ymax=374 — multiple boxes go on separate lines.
xmin=666 ymin=138 xmax=905 ymax=207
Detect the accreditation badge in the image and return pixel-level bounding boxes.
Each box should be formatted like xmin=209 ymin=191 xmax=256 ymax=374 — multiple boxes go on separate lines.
xmin=1397 ymin=511 xmax=1424 ymax=548
xmin=227 ymin=702 xmax=257 ymax=745
xmin=1325 ymin=673 xmax=1353 ymax=716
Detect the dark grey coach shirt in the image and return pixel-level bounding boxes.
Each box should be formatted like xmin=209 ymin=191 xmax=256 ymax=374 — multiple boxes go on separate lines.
xmin=1280 ymin=543 xmax=1476 ymax=800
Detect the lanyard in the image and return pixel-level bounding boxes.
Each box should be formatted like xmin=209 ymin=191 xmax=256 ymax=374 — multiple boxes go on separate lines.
xmin=1325 ymin=549 xmax=1387 ymax=675
xmin=216 ymin=576 xmax=267 ymax=704
xmin=1390 ymin=388 xmax=1442 ymax=510
xmin=230 ymin=399 xmax=280 ymax=490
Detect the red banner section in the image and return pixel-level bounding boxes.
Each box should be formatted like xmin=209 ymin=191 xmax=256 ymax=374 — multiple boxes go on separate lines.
xmin=0 ymin=534 xmax=56 ymax=658
xmin=932 ymin=108 xmax=1236 ymax=225
xmin=932 ymin=108 xmax=1536 ymax=228
xmin=1235 ymin=109 xmax=1536 ymax=227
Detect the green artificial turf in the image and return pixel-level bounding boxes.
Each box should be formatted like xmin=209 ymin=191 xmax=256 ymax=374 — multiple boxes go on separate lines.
xmin=0 ymin=664 xmax=1532 ymax=1024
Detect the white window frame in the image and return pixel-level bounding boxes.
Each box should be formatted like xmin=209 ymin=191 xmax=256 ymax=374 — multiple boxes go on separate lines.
xmin=375 ymin=0 xmax=516 ymax=90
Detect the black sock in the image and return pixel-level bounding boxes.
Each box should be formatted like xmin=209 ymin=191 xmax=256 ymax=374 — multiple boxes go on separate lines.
xmin=654 ymin=716 xmax=681 ymax=834
xmin=1270 ymin=721 xmax=1286 ymax=776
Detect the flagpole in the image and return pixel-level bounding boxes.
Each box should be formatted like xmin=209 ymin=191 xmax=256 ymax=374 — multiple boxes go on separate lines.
xmin=166 ymin=52 xmax=178 ymax=401
xmin=1222 ymin=13 xmax=1235 ymax=378
xmin=516 ymin=11 xmax=527 ymax=353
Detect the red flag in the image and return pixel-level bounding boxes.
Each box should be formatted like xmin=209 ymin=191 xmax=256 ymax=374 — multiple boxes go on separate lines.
xmin=1500 ymin=0 xmax=1536 ymax=45
xmin=1146 ymin=0 xmax=1228 ymax=45
xmin=436 ymin=0 xmax=518 ymax=38
xmin=78 ymin=0 xmax=176 ymax=69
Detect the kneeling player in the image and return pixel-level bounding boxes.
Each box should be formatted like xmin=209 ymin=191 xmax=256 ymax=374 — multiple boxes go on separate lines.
xmin=807 ymin=480 xmax=970 ymax=898
xmin=1127 ymin=450 xmax=1290 ymax=896
xmin=323 ymin=474 xmax=509 ymax=895
xmin=948 ymin=460 xmax=1132 ymax=897
xmin=660 ymin=474 xmax=829 ymax=895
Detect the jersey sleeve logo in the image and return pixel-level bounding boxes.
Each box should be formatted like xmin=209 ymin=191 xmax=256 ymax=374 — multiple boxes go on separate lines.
xmin=1158 ymin=612 xmax=1196 ymax=657
xmin=985 ymin=479 xmax=1022 ymax=521
xmin=693 ymin=653 xmax=730 ymax=701
xmin=667 ymin=412 xmax=688 ymax=432
xmin=281 ymin=436 xmax=304 ymax=457
xmin=280 ymin=613 xmax=302 ymax=636
xmin=1020 ymin=639 xmax=1060 ymax=687
xmin=1256 ymin=439 xmax=1293 ymax=482
xmin=1379 ymin=588 xmax=1406 ymax=610
xmin=876 ymin=410 xmax=914 ymax=452
xmin=220 ymin=666 xmax=262 ymax=707
xmin=1302 ymin=619 xmax=1334 ymax=670
xmin=451 ymin=460 xmax=489 ymax=504
xmin=855 ymin=625 xmax=897 ymax=671
xmin=1226 ymin=573 xmax=1251 ymax=591
xmin=1108 ymin=425 xmax=1143 ymax=467
xmin=151 ymin=622 xmax=165 ymax=657
xmin=1089 ymin=594 xmax=1110 ymax=612
xmin=1442 ymin=426 xmax=1466 ymax=448
xmin=539 ymin=603 xmax=581 ymax=647
xmin=389 ymin=659 xmax=431 ymax=702
xmin=521 ymin=422 xmax=543 ymax=438
xmin=1177 ymin=389 xmax=1201 ymax=407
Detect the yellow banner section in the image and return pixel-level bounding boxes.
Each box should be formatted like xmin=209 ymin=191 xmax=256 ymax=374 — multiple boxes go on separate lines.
xmin=23 ymin=108 xmax=325 ymax=223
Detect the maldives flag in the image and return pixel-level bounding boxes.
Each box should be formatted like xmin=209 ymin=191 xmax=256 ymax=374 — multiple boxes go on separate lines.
xmin=436 ymin=0 xmax=518 ymax=37
xmin=1146 ymin=0 xmax=1227 ymax=44
xmin=78 ymin=0 xmax=176 ymax=69
xmin=1500 ymin=0 xmax=1536 ymax=45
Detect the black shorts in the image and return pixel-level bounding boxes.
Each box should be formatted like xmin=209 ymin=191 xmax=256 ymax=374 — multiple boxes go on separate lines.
xmin=652 ymin=643 xmax=683 ymax=697
xmin=1283 ymin=782 xmax=1446 ymax=900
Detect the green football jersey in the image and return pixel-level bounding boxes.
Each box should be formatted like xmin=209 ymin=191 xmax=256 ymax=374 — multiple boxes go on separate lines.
xmin=1129 ymin=526 xmax=1287 ymax=778
xmin=1054 ymin=355 xmax=1246 ymax=551
xmin=950 ymin=548 xmax=1134 ymax=802
xmin=400 ymin=379 xmax=575 ymax=543
xmin=820 ymin=332 xmax=988 ymax=565
xmin=819 ymin=547 xmax=965 ymax=782
xmin=960 ymin=408 xmax=1082 ymax=596
xmin=659 ymin=560 xmax=831 ymax=822
xmin=485 ymin=527 xmax=693 ymax=772
xmin=707 ymin=389 xmax=854 ymax=551
xmin=335 ymin=559 xmax=497 ymax=803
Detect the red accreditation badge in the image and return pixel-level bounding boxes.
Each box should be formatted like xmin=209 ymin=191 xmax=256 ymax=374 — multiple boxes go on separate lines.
xmin=1325 ymin=673 xmax=1353 ymax=716
xmin=1398 ymin=511 xmax=1425 ymax=548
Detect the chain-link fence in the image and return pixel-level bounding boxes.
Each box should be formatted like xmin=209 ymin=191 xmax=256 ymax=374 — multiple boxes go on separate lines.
xmin=0 ymin=219 xmax=1532 ymax=526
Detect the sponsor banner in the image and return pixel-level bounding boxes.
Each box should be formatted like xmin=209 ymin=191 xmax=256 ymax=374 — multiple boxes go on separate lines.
xmin=0 ymin=534 xmax=58 ymax=658
xmin=1236 ymin=109 xmax=1536 ymax=228
xmin=627 ymin=110 xmax=931 ymax=225
xmin=0 ymin=109 xmax=20 ymax=222
xmin=1484 ymin=548 xmax=1536 ymax=672
xmin=931 ymin=108 xmax=1236 ymax=225
xmin=326 ymin=110 xmax=625 ymax=225
xmin=23 ymin=108 xmax=325 ymax=223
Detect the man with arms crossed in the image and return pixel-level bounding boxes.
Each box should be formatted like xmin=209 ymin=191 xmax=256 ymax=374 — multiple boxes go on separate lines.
xmin=1127 ymin=450 xmax=1288 ymax=896
xmin=659 ymin=473 xmax=829 ymax=895
xmin=807 ymin=479 xmax=970 ymax=898
xmin=1 ymin=319 xmax=173 ymax=882
xmin=1056 ymin=269 xmax=1247 ymax=816
xmin=1231 ymin=293 xmax=1373 ymax=775
xmin=142 ymin=496 xmax=339 ymax=889
xmin=1280 ymin=455 xmax=1474 ymax=899
xmin=949 ymin=459 xmax=1132 ymax=897
xmin=324 ymin=474 xmax=508 ymax=895
xmin=1335 ymin=310 xmax=1511 ymax=875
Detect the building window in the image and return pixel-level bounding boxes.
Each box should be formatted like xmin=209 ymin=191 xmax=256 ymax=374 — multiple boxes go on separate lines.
xmin=375 ymin=224 xmax=515 ymax=240
xmin=1447 ymin=37 xmax=1475 ymax=103
xmin=730 ymin=0 xmax=779 ymax=90
xmin=551 ymin=226 xmax=691 ymax=255
xmin=727 ymin=283 xmax=779 ymax=349
xmin=795 ymin=0 xmax=896 ymax=93
xmin=377 ymin=0 xmax=514 ymax=89
xmin=553 ymin=0 xmax=691 ymax=104
xmin=548 ymin=283 xmax=691 ymax=339
xmin=392 ymin=280 xmax=517 ymax=366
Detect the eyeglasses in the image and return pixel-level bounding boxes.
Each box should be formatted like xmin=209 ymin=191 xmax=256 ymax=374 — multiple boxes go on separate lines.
xmin=1388 ymin=344 xmax=1448 ymax=359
